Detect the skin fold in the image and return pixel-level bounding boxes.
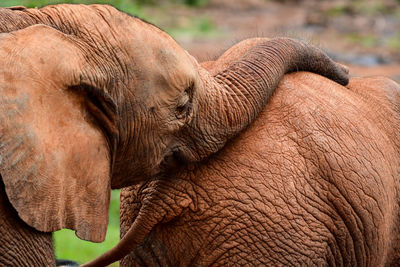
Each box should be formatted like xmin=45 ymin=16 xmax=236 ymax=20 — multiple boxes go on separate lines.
xmin=119 ymin=74 xmax=400 ymax=266
xmin=0 ymin=4 xmax=348 ymax=266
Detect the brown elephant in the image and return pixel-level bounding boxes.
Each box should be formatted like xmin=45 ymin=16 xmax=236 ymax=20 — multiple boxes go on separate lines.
xmin=0 ymin=4 xmax=349 ymax=266
xmin=99 ymin=62 xmax=400 ymax=265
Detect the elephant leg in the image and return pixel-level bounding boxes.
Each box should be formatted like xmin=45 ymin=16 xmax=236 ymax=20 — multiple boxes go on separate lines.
xmin=0 ymin=177 xmax=56 ymax=266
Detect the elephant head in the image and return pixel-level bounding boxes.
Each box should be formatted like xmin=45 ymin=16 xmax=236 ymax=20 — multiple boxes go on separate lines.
xmin=0 ymin=3 xmax=348 ymax=257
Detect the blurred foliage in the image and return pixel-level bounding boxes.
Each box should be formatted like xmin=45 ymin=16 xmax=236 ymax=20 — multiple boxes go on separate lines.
xmin=388 ymin=34 xmax=400 ymax=50
xmin=166 ymin=16 xmax=218 ymax=38
xmin=135 ymin=0 xmax=208 ymax=7
xmin=0 ymin=0 xmax=208 ymax=9
xmin=325 ymin=0 xmax=399 ymax=17
xmin=325 ymin=4 xmax=350 ymax=17
xmin=0 ymin=0 xmax=145 ymax=17
xmin=182 ymin=0 xmax=208 ymax=6
xmin=53 ymin=190 xmax=120 ymax=266
xmin=0 ymin=0 xmax=217 ymax=37
xmin=345 ymin=33 xmax=379 ymax=48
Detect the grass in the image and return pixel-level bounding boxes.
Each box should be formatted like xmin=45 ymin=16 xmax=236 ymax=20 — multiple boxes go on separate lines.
xmin=53 ymin=190 xmax=121 ymax=266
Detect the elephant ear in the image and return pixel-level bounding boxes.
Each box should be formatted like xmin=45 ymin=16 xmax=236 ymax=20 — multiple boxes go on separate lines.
xmin=0 ymin=25 xmax=114 ymax=242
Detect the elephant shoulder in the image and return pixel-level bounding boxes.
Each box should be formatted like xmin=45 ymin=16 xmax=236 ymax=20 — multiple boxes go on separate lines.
xmin=274 ymin=72 xmax=400 ymax=156
xmin=275 ymin=73 xmax=400 ymax=125
xmin=348 ymin=76 xmax=400 ymax=151
xmin=347 ymin=76 xmax=400 ymax=110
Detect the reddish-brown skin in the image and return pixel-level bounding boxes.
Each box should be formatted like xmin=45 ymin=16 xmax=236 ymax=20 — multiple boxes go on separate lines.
xmin=0 ymin=179 xmax=55 ymax=266
xmin=119 ymin=74 xmax=400 ymax=266
xmin=0 ymin=4 xmax=349 ymax=266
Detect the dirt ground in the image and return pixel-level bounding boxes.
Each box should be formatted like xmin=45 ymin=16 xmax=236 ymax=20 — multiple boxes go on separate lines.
xmin=145 ymin=0 xmax=400 ymax=82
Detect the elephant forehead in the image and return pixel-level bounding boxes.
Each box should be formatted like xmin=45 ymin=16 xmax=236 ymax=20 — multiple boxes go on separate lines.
xmin=156 ymin=48 xmax=195 ymax=87
xmin=38 ymin=4 xmax=196 ymax=98
xmin=129 ymin=45 xmax=195 ymax=102
xmin=157 ymin=48 xmax=178 ymax=65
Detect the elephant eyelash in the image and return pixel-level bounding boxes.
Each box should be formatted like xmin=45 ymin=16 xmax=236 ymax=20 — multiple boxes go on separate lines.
xmin=177 ymin=101 xmax=193 ymax=116
xmin=176 ymin=101 xmax=192 ymax=119
xmin=176 ymin=102 xmax=187 ymax=114
xmin=182 ymin=82 xmax=194 ymax=99
xmin=176 ymin=83 xmax=194 ymax=119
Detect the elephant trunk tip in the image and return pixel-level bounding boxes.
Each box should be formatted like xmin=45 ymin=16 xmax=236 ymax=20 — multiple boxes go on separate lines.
xmin=335 ymin=62 xmax=350 ymax=85
xmin=81 ymin=208 xmax=158 ymax=267
xmin=328 ymin=62 xmax=349 ymax=86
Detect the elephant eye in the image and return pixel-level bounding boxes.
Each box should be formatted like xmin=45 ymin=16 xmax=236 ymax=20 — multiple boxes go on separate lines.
xmin=176 ymin=83 xmax=194 ymax=120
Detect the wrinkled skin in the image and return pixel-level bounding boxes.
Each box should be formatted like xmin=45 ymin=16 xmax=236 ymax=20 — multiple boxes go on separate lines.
xmin=0 ymin=4 xmax=348 ymax=266
xmin=119 ymin=73 xmax=400 ymax=266
xmin=0 ymin=180 xmax=55 ymax=266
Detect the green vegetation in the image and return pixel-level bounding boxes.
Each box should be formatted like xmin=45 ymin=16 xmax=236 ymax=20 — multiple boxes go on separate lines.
xmin=387 ymin=34 xmax=400 ymax=50
xmin=345 ymin=33 xmax=379 ymax=48
xmin=180 ymin=0 xmax=208 ymax=7
xmin=166 ymin=16 xmax=218 ymax=38
xmin=0 ymin=0 xmax=208 ymax=10
xmin=0 ymin=0 xmax=145 ymax=17
xmin=325 ymin=4 xmax=350 ymax=17
xmin=53 ymin=190 xmax=121 ymax=266
xmin=134 ymin=0 xmax=208 ymax=7
xmin=325 ymin=0 xmax=398 ymax=17
xmin=0 ymin=0 xmax=218 ymax=38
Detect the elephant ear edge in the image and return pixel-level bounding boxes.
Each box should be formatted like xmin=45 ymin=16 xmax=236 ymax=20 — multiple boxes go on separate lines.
xmin=0 ymin=24 xmax=113 ymax=242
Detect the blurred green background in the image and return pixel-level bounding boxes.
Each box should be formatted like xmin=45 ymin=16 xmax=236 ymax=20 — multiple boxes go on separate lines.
xmin=0 ymin=0 xmax=218 ymax=42
xmin=0 ymin=0 xmax=211 ymax=32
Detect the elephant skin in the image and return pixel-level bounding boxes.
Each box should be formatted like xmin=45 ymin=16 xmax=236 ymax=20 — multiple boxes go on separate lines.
xmin=119 ymin=74 xmax=400 ymax=266
xmin=0 ymin=4 xmax=348 ymax=266
xmin=0 ymin=179 xmax=55 ymax=266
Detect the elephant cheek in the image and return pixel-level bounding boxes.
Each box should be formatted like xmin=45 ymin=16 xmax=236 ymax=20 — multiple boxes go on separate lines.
xmin=110 ymin=143 xmax=164 ymax=188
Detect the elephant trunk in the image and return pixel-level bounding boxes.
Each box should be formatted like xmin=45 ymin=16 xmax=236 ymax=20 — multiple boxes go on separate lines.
xmin=186 ymin=38 xmax=348 ymax=161
xmin=81 ymin=205 xmax=156 ymax=267
xmin=81 ymin=179 xmax=194 ymax=267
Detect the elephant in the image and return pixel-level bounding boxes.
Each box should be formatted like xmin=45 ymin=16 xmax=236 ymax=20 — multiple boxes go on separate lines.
xmin=0 ymin=4 xmax=349 ymax=266
xmin=96 ymin=59 xmax=400 ymax=265
xmin=84 ymin=37 xmax=400 ymax=266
